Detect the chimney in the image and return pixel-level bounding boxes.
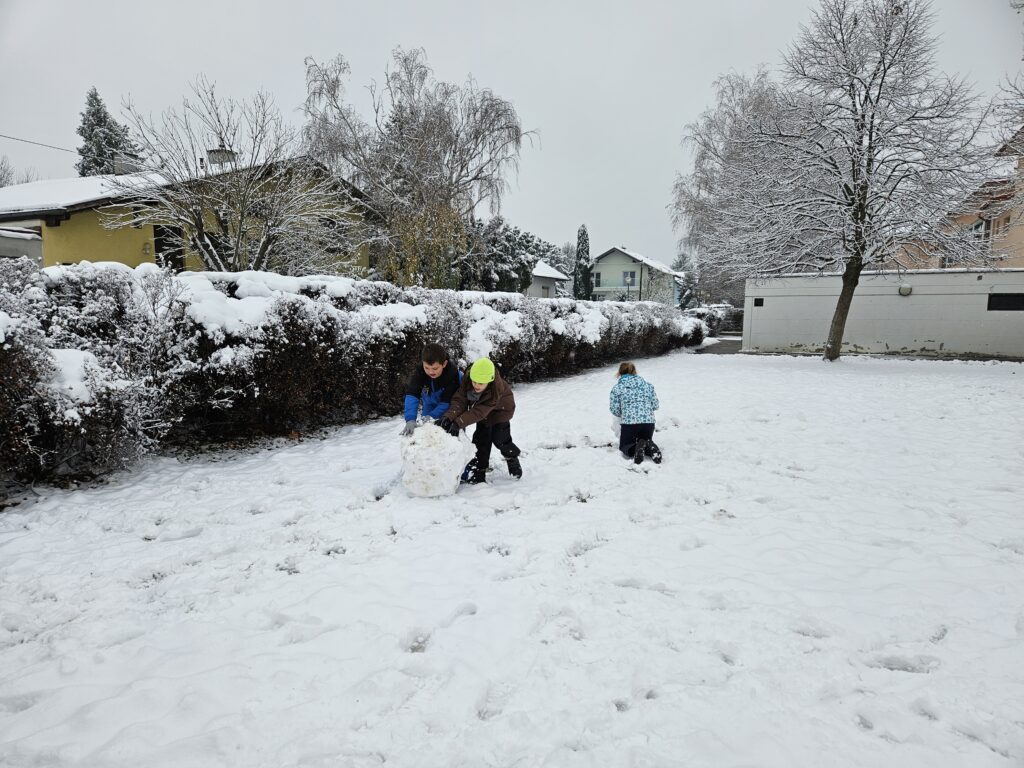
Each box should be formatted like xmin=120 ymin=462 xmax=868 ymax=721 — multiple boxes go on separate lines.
xmin=207 ymin=142 xmax=237 ymax=168
xmin=112 ymin=151 xmax=143 ymax=175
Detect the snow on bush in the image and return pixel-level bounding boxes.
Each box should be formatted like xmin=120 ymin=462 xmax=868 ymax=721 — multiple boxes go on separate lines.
xmin=400 ymin=424 xmax=475 ymax=497
xmin=0 ymin=259 xmax=705 ymax=483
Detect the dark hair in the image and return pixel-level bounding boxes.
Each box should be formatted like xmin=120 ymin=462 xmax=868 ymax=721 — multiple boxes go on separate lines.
xmin=617 ymin=361 xmax=637 ymax=376
xmin=422 ymin=343 xmax=449 ymax=365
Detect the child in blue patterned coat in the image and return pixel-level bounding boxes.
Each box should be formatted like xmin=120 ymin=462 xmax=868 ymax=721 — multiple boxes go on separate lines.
xmin=609 ymin=361 xmax=662 ymax=464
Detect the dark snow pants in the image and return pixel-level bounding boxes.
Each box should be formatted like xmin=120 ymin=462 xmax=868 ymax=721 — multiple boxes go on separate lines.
xmin=473 ymin=421 xmax=520 ymax=469
xmin=619 ymin=422 xmax=655 ymax=458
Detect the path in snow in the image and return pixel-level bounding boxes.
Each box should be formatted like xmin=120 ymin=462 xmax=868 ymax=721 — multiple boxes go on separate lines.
xmin=1 ymin=352 xmax=1022 ymax=767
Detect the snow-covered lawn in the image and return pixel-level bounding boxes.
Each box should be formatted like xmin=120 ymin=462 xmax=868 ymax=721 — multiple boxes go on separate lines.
xmin=1 ymin=352 xmax=1022 ymax=767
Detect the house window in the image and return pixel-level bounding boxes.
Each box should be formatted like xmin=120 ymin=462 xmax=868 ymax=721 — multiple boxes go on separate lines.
xmin=542 ymin=285 xmax=550 ymax=298
xmin=622 ymin=271 xmax=636 ymax=286
xmin=969 ymin=219 xmax=991 ymax=249
xmin=594 ymin=272 xmax=601 ymax=287
xmin=987 ymin=293 xmax=1024 ymax=311
xmin=754 ymin=298 xmax=764 ymax=307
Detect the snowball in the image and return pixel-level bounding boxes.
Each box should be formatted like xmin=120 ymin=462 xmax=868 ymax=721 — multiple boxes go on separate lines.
xmin=400 ymin=423 xmax=475 ymax=498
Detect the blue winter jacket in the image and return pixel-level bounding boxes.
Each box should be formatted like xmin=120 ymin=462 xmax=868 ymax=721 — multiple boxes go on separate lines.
xmin=609 ymin=374 xmax=659 ymax=424
xmin=403 ymin=364 xmax=462 ymax=421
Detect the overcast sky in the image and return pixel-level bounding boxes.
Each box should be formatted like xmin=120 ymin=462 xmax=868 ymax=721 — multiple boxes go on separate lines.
xmin=1 ymin=0 xmax=1020 ymax=264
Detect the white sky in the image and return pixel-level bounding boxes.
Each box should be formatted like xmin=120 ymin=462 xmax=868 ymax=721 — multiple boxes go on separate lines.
xmin=0 ymin=0 xmax=1020 ymax=264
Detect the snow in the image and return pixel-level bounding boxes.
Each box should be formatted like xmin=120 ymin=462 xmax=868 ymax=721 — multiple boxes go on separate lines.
xmin=0 ymin=173 xmax=170 ymax=216
xmin=0 ymin=310 xmax=19 ymax=343
xmin=532 ymin=259 xmax=570 ymax=281
xmin=46 ymin=348 xmax=97 ymax=404
xmin=464 ymin=303 xmax=523 ymax=361
xmin=0 ymin=227 xmax=41 ymax=241
xmin=202 ymin=270 xmax=358 ymax=300
xmin=400 ymin=424 xmax=475 ymax=497
xmin=177 ymin=272 xmax=275 ymax=340
xmin=1 ymin=353 xmax=1023 ymax=766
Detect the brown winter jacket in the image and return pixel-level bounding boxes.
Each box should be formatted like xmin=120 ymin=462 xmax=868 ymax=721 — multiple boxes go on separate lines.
xmin=444 ymin=370 xmax=516 ymax=428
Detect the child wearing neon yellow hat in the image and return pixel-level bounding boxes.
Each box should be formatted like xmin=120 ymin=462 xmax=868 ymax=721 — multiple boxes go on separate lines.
xmin=438 ymin=357 xmax=522 ymax=484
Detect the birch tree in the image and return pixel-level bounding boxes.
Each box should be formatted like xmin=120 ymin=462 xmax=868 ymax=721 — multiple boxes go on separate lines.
xmin=673 ymin=0 xmax=999 ymax=361
xmin=302 ymin=48 xmax=530 ymax=276
xmin=108 ymin=77 xmax=360 ymax=275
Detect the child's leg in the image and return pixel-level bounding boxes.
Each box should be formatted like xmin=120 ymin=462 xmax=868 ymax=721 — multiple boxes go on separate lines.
xmin=490 ymin=422 xmax=520 ymax=460
xmin=491 ymin=422 xmax=522 ymax=478
xmin=639 ymin=424 xmax=661 ymax=462
xmin=619 ymin=423 xmax=641 ymax=458
xmin=472 ymin=423 xmax=494 ymax=469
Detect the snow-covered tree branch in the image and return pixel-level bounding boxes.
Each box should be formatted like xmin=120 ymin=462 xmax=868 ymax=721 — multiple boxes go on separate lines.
xmin=107 ymin=77 xmax=363 ymax=276
xmin=672 ymin=0 xmax=1003 ymax=361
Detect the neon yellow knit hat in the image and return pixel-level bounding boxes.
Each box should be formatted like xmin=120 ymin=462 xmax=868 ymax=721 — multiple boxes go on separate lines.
xmin=469 ymin=358 xmax=496 ymax=384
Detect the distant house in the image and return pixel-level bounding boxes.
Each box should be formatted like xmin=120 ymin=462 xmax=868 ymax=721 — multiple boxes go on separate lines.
xmin=526 ymin=259 xmax=570 ymax=298
xmin=0 ymin=174 xmax=196 ymax=270
xmin=896 ymin=128 xmax=1024 ymax=271
xmin=590 ymin=246 xmax=683 ymax=305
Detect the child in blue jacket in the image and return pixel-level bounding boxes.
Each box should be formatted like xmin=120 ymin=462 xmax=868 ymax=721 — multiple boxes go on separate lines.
xmin=400 ymin=343 xmax=462 ymax=435
xmin=609 ymin=361 xmax=662 ymax=464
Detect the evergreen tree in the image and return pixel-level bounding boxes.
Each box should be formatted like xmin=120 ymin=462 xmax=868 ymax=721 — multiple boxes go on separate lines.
xmin=75 ymin=87 xmax=138 ymax=176
xmin=672 ymin=251 xmax=700 ymax=309
xmin=573 ymin=224 xmax=593 ymax=300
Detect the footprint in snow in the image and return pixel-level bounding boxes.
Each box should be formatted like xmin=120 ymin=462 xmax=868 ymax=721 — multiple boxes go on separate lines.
xmin=866 ymin=654 xmax=940 ymax=674
xmin=0 ymin=692 xmax=43 ymax=714
xmin=402 ymin=603 xmax=478 ymax=653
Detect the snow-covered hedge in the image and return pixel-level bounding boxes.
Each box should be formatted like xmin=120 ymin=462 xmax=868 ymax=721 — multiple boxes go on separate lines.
xmin=0 ymin=259 xmax=704 ymax=483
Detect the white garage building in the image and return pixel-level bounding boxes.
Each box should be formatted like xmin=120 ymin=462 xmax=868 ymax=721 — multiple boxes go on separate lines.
xmin=742 ymin=269 xmax=1024 ymax=359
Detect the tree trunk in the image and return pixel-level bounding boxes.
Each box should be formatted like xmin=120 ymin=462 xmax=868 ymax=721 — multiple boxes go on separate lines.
xmin=823 ymin=258 xmax=863 ymax=362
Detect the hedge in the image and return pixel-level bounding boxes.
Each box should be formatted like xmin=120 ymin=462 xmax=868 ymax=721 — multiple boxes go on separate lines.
xmin=0 ymin=259 xmax=705 ymax=484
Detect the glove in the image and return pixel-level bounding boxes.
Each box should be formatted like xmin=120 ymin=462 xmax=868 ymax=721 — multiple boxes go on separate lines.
xmin=400 ymin=420 xmax=417 ymax=437
xmin=438 ymin=417 xmax=461 ymax=437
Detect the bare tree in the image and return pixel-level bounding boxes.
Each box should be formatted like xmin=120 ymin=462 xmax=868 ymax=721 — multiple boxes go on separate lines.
xmin=0 ymin=155 xmax=38 ymax=187
xmin=108 ymin=77 xmax=361 ymax=275
xmin=673 ymin=0 xmax=1001 ymax=361
xmin=302 ymin=48 xmax=531 ymax=276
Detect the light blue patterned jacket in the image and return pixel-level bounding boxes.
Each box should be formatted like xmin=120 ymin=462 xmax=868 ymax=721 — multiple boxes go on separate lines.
xmin=609 ymin=374 xmax=659 ymax=424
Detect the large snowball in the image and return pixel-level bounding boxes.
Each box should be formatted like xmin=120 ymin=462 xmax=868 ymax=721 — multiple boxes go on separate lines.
xmin=400 ymin=423 xmax=475 ymax=497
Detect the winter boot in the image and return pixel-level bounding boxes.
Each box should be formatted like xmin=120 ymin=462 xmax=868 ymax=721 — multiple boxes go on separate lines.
xmin=633 ymin=438 xmax=647 ymax=465
xmin=465 ymin=467 xmax=487 ymax=484
xmin=506 ymin=456 xmax=523 ymax=479
xmin=461 ymin=458 xmax=483 ymax=484
xmin=645 ymin=441 xmax=663 ymax=464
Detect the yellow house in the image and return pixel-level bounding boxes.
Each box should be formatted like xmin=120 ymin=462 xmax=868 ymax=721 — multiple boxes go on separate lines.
xmin=0 ymin=171 xmax=369 ymax=272
xmin=0 ymin=174 xmax=206 ymax=270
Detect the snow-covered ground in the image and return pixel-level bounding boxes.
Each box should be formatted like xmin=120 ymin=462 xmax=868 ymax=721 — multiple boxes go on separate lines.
xmin=1 ymin=352 xmax=1022 ymax=767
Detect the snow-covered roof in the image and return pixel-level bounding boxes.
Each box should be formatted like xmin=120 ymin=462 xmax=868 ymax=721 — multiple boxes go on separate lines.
xmin=0 ymin=173 xmax=169 ymax=219
xmin=532 ymin=260 xmax=570 ymax=281
xmin=0 ymin=226 xmax=41 ymax=241
xmin=594 ymin=247 xmax=684 ymax=278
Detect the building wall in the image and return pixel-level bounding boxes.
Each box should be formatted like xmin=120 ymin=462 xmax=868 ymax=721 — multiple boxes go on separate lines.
xmin=21 ymin=203 xmax=363 ymax=273
xmin=742 ymin=269 xmax=1024 ymax=359
xmin=40 ymin=207 xmax=157 ymax=268
xmin=591 ymin=250 xmax=674 ymax=303
xmin=525 ymin=276 xmax=562 ymax=298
